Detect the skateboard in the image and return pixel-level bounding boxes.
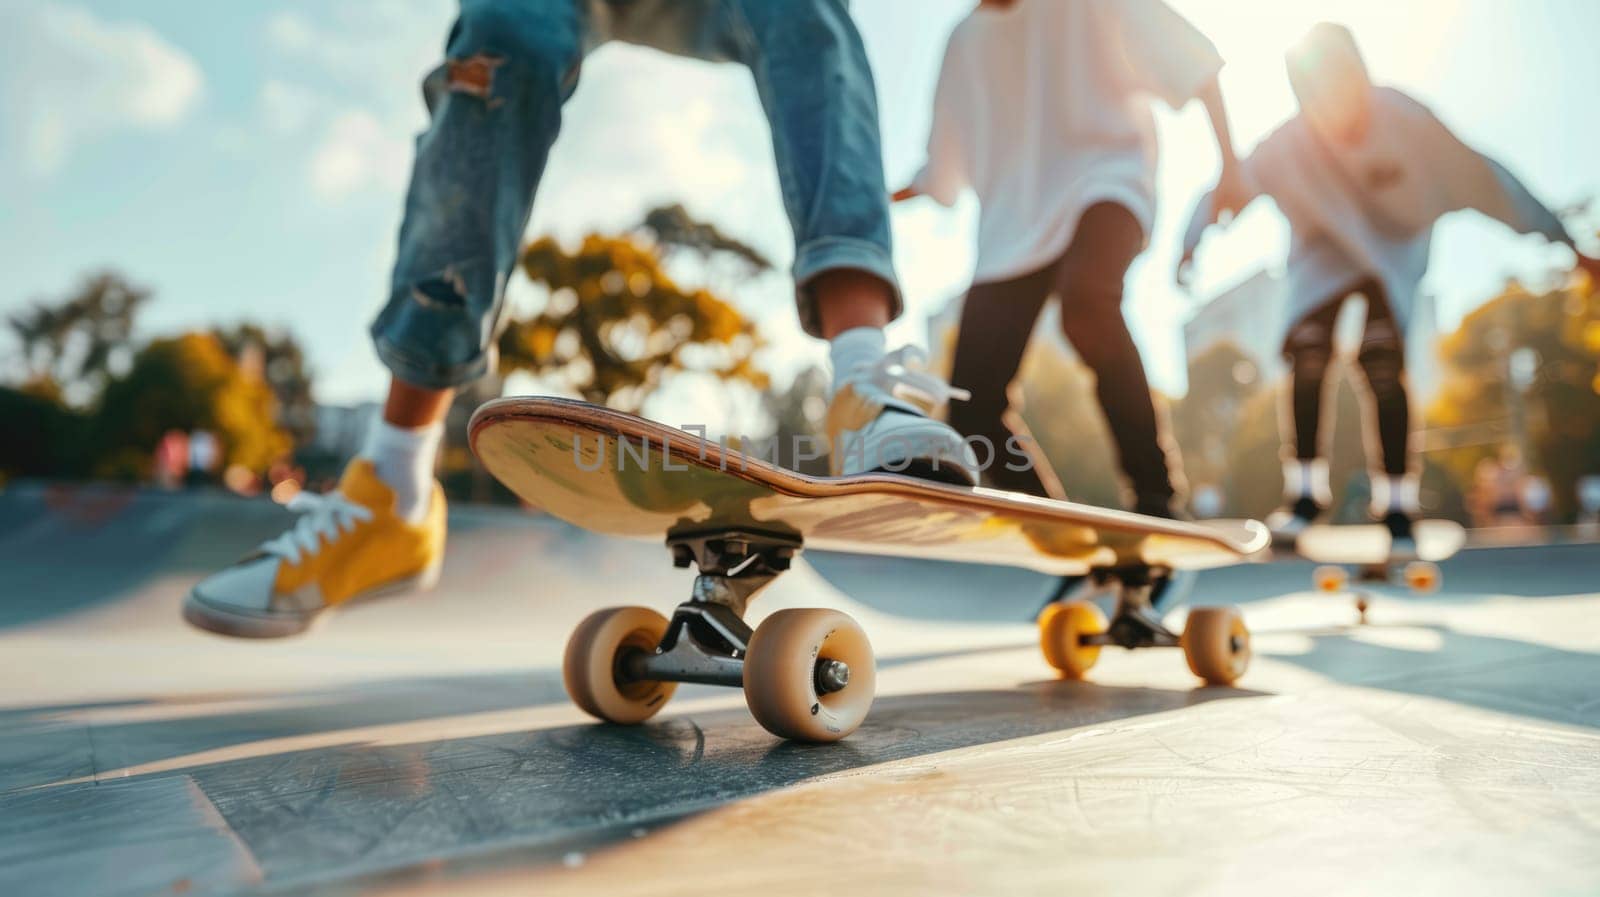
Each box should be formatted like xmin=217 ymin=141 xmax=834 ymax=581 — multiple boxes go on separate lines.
xmin=1275 ymin=521 xmax=1466 ymax=623
xmin=470 ymin=397 xmax=1270 ymax=742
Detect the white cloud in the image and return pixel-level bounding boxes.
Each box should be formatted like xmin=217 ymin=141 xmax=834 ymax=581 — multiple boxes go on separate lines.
xmin=0 ymin=3 xmax=203 ymax=176
xmin=310 ymin=110 xmax=411 ymax=198
xmin=260 ymin=2 xmax=448 ymax=201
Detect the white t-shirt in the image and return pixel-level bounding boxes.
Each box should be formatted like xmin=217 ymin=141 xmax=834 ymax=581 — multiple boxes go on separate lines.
xmin=1182 ymin=87 xmax=1570 ymax=336
xmin=912 ymin=0 xmax=1223 ymax=284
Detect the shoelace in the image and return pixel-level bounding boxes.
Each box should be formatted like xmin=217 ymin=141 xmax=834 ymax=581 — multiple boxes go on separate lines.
xmin=866 ymin=346 xmax=971 ymax=414
xmin=259 ymin=491 xmax=374 ymax=565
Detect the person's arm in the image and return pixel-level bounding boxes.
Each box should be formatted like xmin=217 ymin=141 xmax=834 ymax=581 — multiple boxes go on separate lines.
xmin=1474 ymin=157 xmax=1600 ymax=281
xmin=1197 ymin=78 xmax=1248 ymax=219
xmin=1103 ymin=0 xmax=1246 ymax=217
xmin=895 ymin=33 xmax=969 ymax=207
xmin=1176 ymin=191 xmax=1215 ymax=287
xmin=1408 ymin=95 xmax=1600 ymax=278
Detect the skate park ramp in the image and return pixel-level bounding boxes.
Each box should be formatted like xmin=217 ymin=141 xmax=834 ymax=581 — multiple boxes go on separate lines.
xmin=1 ymin=482 xmax=1598 ymax=896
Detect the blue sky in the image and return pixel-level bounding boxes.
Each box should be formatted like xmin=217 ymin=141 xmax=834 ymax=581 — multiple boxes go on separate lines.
xmin=3 ymin=0 xmax=1596 ymax=408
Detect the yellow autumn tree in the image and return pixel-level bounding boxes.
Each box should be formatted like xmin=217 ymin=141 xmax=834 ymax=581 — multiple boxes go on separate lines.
xmin=92 ymin=333 xmax=290 ymax=479
xmin=499 ymin=232 xmax=768 ymax=413
xmin=1427 ymin=273 xmax=1600 ymax=521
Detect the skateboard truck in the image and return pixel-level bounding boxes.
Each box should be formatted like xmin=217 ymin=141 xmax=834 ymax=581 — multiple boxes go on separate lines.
xmin=1039 ymin=563 xmax=1250 ymax=684
xmin=1080 ymin=565 xmax=1182 ymax=650
xmin=618 ymin=530 xmax=850 ymax=694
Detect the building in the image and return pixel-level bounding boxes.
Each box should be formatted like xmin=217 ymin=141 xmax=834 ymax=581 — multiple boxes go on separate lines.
xmin=1181 ymin=269 xmax=1289 ymax=381
xmin=1182 ymin=269 xmax=1439 ymax=402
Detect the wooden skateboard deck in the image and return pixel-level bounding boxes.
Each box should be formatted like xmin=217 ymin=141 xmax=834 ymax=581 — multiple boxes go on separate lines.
xmin=469 ymin=397 xmax=1267 ymax=742
xmin=469 ymin=397 xmax=1268 ymax=576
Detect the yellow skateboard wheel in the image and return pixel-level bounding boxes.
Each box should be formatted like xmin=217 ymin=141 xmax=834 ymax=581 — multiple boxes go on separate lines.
xmin=744 ymin=608 xmax=875 ymax=742
xmin=563 ymin=606 xmax=678 ymax=725
xmin=1181 ymin=606 xmax=1251 ymax=686
xmin=1313 ymin=565 xmax=1348 ymax=593
xmin=1404 ymin=561 xmax=1441 ymax=593
xmin=1038 ymin=599 xmax=1107 ymax=679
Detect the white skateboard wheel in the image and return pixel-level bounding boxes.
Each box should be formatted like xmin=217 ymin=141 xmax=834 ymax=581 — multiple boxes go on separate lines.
xmin=1181 ymin=606 xmax=1251 ymax=686
xmin=563 ymin=606 xmax=677 ymax=725
xmin=744 ymin=608 xmax=875 ymax=742
xmin=1038 ymin=599 xmax=1107 ymax=679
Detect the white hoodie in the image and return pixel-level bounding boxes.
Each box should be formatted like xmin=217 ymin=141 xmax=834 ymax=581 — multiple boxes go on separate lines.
xmin=1184 ymin=86 xmax=1570 ymax=336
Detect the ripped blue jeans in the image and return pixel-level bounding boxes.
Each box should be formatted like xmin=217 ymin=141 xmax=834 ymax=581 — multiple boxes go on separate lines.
xmin=372 ymin=0 xmax=899 ymax=389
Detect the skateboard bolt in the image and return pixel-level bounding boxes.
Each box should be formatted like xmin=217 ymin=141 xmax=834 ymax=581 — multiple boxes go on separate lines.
xmin=814 ymin=659 xmax=850 ymax=695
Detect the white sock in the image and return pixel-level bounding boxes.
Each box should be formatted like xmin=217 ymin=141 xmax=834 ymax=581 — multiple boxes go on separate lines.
xmin=1283 ymin=458 xmax=1332 ymax=505
xmin=828 ymin=326 xmax=886 ymax=394
xmin=361 ymin=419 xmax=443 ymax=523
xmin=1371 ymin=473 xmax=1420 ymax=516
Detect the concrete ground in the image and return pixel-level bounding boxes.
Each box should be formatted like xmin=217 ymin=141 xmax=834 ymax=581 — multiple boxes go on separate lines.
xmin=1 ymin=483 xmax=1597 ymax=897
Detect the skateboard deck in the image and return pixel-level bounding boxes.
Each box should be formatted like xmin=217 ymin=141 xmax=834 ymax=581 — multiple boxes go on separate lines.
xmin=470 ymin=397 xmax=1268 ymax=743
xmin=470 ymin=397 xmax=1267 ymax=575
xmin=1290 ymin=520 xmax=1466 ymax=565
xmin=1276 ymin=520 xmax=1467 ymax=624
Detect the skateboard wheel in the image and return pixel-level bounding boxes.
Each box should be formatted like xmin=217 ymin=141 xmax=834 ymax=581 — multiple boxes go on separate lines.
xmin=744 ymin=608 xmax=875 ymax=742
xmin=563 ymin=606 xmax=677 ymax=725
xmin=1313 ymin=565 xmax=1348 ymax=593
xmin=1404 ymin=561 xmax=1441 ymax=593
xmin=1037 ymin=599 xmax=1107 ymax=679
xmin=1181 ymin=606 xmax=1251 ymax=686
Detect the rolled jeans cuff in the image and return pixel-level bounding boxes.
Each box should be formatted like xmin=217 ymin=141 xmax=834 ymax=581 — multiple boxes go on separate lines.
xmin=372 ymin=331 xmax=494 ymax=392
xmin=793 ymin=236 xmax=903 ymax=338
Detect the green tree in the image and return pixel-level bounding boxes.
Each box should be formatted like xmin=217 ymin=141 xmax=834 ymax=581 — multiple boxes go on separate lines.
xmin=7 ymin=272 xmax=149 ymax=407
xmin=641 ymin=203 xmax=774 ymax=279
xmin=1014 ymin=346 xmax=1124 ymax=508
xmin=1169 ymin=341 xmax=1265 ymax=507
xmin=93 ymin=333 xmax=291 ymax=479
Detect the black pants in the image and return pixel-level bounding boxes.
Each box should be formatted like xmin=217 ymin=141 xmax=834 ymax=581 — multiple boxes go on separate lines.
xmin=1282 ymin=279 xmax=1409 ymax=477
xmin=947 ymin=202 xmax=1179 ymax=512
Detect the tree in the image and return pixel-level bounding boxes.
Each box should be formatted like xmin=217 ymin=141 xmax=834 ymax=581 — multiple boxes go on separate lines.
xmin=93 ymin=333 xmax=291 ymax=480
xmin=641 ymin=203 xmax=773 ymax=278
xmin=1169 ymin=341 xmax=1265 ymax=507
xmin=214 ymin=323 xmax=316 ymax=443
xmin=7 ymin=272 xmax=150 ymax=407
xmin=1427 ymin=273 xmax=1600 ymax=521
xmin=1014 ymin=346 xmax=1124 ymax=508
xmin=499 ymin=231 xmax=768 ymax=413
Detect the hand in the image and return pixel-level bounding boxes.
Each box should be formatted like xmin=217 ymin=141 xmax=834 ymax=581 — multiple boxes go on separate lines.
xmin=1175 ymin=250 xmax=1196 ymax=289
xmin=891 ymin=185 xmax=921 ymax=204
xmin=1209 ymin=164 xmax=1249 ymax=223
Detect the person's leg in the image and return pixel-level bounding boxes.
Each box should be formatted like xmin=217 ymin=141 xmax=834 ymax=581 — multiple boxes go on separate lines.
xmin=1274 ymin=294 xmax=1345 ymax=527
xmin=709 ymin=0 xmax=972 ymax=479
xmin=946 ymin=268 xmax=1058 ymax=497
xmin=1053 ymin=203 xmax=1180 ymax=517
xmin=186 ymin=0 xmax=588 ymax=638
xmin=1353 ymin=284 xmax=1417 ymax=539
xmin=362 ymin=0 xmax=588 ymax=509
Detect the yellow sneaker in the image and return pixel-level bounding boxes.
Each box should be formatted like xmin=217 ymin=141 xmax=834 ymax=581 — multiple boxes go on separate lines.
xmin=184 ymin=459 xmax=446 ymax=638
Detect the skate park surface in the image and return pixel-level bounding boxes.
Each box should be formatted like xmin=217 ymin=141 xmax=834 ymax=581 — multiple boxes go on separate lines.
xmin=2 ymin=482 xmax=1598 ymax=896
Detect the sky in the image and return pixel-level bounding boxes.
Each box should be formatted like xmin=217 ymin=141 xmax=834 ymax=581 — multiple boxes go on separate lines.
xmin=2 ymin=0 xmax=1596 ymax=410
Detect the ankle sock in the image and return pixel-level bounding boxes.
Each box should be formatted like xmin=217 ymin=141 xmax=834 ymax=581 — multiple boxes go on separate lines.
xmin=828 ymin=326 xmax=886 ymax=394
xmin=1371 ymin=473 xmax=1420 ymax=516
xmin=1282 ymin=458 xmax=1331 ymax=506
xmin=361 ymin=419 xmax=443 ymax=523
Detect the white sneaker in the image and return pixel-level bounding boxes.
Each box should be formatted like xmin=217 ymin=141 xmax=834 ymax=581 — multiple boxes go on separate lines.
xmin=824 ymin=346 xmax=978 ymax=484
